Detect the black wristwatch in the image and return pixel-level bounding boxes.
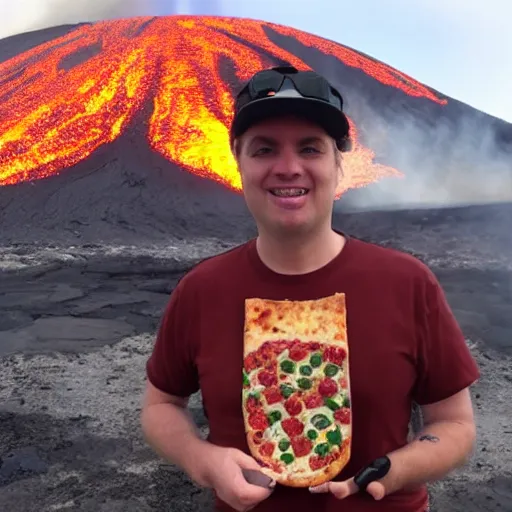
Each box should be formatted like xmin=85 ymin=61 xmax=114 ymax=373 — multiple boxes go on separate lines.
xmin=353 ymin=456 xmax=391 ymax=492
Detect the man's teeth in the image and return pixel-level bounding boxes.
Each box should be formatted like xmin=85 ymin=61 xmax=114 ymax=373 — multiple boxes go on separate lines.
xmin=270 ymin=188 xmax=308 ymax=197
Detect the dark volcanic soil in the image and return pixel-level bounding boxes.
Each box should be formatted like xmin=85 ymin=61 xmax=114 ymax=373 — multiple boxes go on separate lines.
xmin=1 ymin=204 xmax=512 ymax=512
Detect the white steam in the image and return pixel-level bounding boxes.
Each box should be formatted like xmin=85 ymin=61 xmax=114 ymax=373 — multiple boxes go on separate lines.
xmin=0 ymin=0 xmax=164 ymax=40
xmin=336 ymin=92 xmax=512 ymax=212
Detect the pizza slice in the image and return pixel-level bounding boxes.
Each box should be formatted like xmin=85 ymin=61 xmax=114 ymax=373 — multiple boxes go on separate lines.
xmin=242 ymin=293 xmax=352 ymax=488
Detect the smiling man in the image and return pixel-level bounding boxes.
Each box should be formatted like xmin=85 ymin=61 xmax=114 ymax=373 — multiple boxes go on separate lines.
xmin=141 ymin=66 xmax=480 ymax=512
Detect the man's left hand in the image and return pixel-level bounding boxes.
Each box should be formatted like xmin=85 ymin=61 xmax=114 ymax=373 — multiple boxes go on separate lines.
xmin=309 ymin=476 xmax=388 ymax=500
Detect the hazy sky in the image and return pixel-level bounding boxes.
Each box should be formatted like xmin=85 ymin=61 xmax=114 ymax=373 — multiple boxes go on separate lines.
xmin=1 ymin=0 xmax=510 ymax=123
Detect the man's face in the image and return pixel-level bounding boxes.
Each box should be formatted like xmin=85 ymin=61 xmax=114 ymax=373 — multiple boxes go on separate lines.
xmin=235 ymin=115 xmax=341 ymax=238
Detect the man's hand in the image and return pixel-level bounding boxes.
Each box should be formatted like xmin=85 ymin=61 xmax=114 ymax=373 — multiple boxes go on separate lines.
xmin=310 ymin=476 xmax=387 ymax=501
xmin=200 ymin=445 xmax=276 ymax=512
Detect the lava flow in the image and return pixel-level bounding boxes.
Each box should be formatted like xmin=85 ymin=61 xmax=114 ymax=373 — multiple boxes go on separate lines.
xmin=0 ymin=15 xmax=447 ymax=196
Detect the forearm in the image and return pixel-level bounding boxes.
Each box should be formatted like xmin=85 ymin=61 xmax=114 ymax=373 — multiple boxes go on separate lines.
xmin=141 ymin=402 xmax=213 ymax=486
xmin=384 ymin=420 xmax=476 ymax=494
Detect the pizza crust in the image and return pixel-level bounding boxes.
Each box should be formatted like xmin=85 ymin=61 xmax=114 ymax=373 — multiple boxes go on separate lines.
xmin=244 ymin=293 xmax=347 ymax=356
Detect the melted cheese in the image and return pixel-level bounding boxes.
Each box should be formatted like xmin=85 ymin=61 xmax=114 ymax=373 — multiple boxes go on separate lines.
xmin=244 ymin=342 xmax=351 ymax=476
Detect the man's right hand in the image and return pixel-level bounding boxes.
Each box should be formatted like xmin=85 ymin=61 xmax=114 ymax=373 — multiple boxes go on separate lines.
xmin=199 ymin=445 xmax=276 ymax=511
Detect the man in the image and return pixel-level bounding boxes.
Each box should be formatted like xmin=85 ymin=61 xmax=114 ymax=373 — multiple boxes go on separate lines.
xmin=141 ymin=65 xmax=480 ymax=512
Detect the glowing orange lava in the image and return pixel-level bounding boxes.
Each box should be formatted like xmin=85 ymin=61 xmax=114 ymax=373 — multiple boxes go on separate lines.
xmin=0 ymin=15 xmax=447 ymax=195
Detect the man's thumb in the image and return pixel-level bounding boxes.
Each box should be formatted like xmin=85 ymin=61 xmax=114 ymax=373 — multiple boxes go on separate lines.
xmin=232 ymin=450 xmax=276 ymax=488
xmin=232 ymin=449 xmax=263 ymax=470
xmin=366 ymin=481 xmax=386 ymax=501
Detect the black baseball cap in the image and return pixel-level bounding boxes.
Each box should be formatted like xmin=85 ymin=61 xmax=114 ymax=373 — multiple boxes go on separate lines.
xmin=230 ymin=65 xmax=352 ymax=152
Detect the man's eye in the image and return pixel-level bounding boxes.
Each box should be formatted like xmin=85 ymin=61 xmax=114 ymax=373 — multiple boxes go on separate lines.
xmin=301 ymin=146 xmax=320 ymax=153
xmin=253 ymin=147 xmax=272 ymax=155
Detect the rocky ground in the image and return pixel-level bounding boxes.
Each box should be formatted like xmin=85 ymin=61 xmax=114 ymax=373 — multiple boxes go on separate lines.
xmin=1 ymin=206 xmax=511 ymax=511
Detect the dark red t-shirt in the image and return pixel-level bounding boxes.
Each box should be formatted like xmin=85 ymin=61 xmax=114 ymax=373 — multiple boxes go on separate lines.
xmin=146 ymin=234 xmax=480 ymax=512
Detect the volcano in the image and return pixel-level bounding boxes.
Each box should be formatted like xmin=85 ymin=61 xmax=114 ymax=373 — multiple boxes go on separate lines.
xmin=0 ymin=15 xmax=511 ymax=245
xmin=0 ymin=15 xmax=511 ymax=512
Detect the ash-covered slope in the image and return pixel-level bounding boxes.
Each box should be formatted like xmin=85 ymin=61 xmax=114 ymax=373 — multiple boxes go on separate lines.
xmin=0 ymin=16 xmax=511 ymax=245
xmin=0 ymin=116 xmax=255 ymax=246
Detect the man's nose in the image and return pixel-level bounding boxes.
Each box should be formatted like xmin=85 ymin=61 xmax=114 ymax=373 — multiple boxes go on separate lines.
xmin=272 ymin=149 xmax=302 ymax=178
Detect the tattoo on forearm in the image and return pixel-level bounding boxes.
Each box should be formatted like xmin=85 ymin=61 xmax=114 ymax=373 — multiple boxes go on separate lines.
xmin=418 ymin=434 xmax=440 ymax=443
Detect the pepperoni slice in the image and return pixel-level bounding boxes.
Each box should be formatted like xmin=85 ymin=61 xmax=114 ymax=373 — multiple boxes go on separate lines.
xmin=309 ymin=454 xmax=329 ymax=471
xmin=244 ymin=354 xmax=258 ymax=372
xmin=324 ymin=346 xmax=346 ymax=366
xmin=309 ymin=451 xmax=339 ymax=471
xmin=284 ymin=396 xmax=303 ymax=416
xmin=245 ymin=395 xmax=262 ymax=413
xmin=318 ymin=378 xmax=338 ymax=397
xmin=334 ymin=407 xmax=351 ymax=424
xmin=303 ymin=392 xmax=324 ymax=409
xmin=281 ymin=417 xmax=304 ymax=437
xmin=253 ymin=431 xmax=264 ymax=445
xmin=248 ymin=410 xmax=269 ymax=430
xmin=258 ymin=370 xmax=278 ymax=387
xmin=289 ymin=345 xmax=309 ymax=362
xmin=263 ymin=386 xmax=282 ymax=405
xmin=291 ymin=436 xmax=313 ymax=457
xmin=260 ymin=343 xmax=275 ymax=364
xmin=259 ymin=441 xmax=275 ymax=457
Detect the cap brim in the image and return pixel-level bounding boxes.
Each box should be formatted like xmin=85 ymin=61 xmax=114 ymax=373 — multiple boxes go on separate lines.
xmin=230 ymin=96 xmax=350 ymax=149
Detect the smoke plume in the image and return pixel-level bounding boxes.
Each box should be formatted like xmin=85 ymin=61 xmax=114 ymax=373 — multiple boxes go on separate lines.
xmin=335 ymin=91 xmax=512 ymax=212
xmin=0 ymin=0 xmax=163 ymax=40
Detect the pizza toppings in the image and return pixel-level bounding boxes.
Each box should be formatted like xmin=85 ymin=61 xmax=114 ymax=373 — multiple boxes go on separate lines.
xmin=299 ymin=364 xmax=313 ymax=376
xmin=278 ymin=439 xmax=291 ymax=451
xmin=314 ymin=442 xmax=330 ymax=457
xmin=291 ymin=436 xmax=313 ymax=457
xmin=311 ymin=413 xmax=332 ymax=430
xmin=324 ymin=363 xmax=339 ymax=377
xmin=258 ymin=370 xmax=278 ymax=387
xmin=309 ymin=454 xmax=328 ymax=471
xmin=280 ymin=359 xmax=296 ymax=373
xmin=334 ymin=407 xmax=351 ymax=424
xmin=309 ymin=353 xmax=322 ymax=368
xmin=284 ymin=396 xmax=303 ymax=416
xmin=263 ymin=386 xmax=282 ymax=405
xmin=309 ymin=450 xmax=340 ymax=471
xmin=326 ymin=426 xmax=342 ymax=445
xmin=245 ymin=395 xmax=262 ymax=413
xmin=297 ymin=377 xmax=312 ymax=390
xmin=243 ymin=336 xmax=351 ymax=480
xmin=324 ymin=397 xmax=341 ymax=411
xmin=280 ymin=383 xmax=294 ymax=399
xmin=280 ymin=453 xmax=295 ymax=464
xmin=306 ymin=429 xmax=318 ymax=440
xmin=289 ymin=345 xmax=309 ymax=361
xmin=253 ymin=431 xmax=264 ymax=444
xmin=303 ymin=392 xmax=324 ymax=409
xmin=324 ymin=346 xmax=346 ymax=366
xmin=268 ymin=410 xmax=282 ymax=425
xmin=318 ymin=378 xmax=338 ymax=397
xmin=281 ymin=417 xmax=304 ymax=437
xmin=244 ymin=353 xmax=258 ymax=372
xmin=248 ymin=410 xmax=269 ymax=430
xmin=259 ymin=441 xmax=275 ymax=457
